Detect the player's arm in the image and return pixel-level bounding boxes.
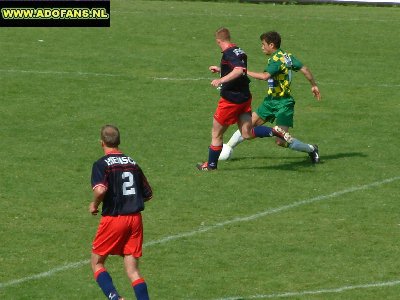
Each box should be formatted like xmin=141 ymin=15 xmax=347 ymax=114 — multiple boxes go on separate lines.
xmin=247 ymin=70 xmax=271 ymax=81
xmin=138 ymin=167 xmax=153 ymax=202
xmin=143 ymin=183 xmax=153 ymax=202
xmin=211 ymin=67 xmax=245 ymax=87
xmin=89 ymin=185 xmax=107 ymax=215
xmin=300 ymin=65 xmax=321 ymax=101
xmin=209 ymin=65 xmax=220 ymax=73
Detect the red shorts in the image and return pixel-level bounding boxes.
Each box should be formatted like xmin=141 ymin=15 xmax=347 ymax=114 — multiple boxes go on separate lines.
xmin=214 ymin=97 xmax=252 ymax=125
xmin=92 ymin=214 xmax=143 ymax=257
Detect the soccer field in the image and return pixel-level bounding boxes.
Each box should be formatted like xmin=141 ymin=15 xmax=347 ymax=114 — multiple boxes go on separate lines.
xmin=0 ymin=1 xmax=399 ymax=299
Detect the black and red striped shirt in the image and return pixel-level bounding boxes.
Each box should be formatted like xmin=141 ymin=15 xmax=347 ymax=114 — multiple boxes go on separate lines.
xmin=91 ymin=151 xmax=152 ymax=216
xmin=220 ymin=44 xmax=251 ymax=104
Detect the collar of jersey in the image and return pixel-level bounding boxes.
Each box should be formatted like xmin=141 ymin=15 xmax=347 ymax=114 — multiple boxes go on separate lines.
xmin=272 ymin=48 xmax=284 ymax=56
xmin=105 ymin=150 xmax=122 ymax=155
xmin=222 ymin=43 xmax=237 ymax=53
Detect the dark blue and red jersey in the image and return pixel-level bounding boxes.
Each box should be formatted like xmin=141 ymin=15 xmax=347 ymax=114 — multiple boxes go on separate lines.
xmin=220 ymin=44 xmax=251 ymax=104
xmin=91 ymin=151 xmax=152 ymax=216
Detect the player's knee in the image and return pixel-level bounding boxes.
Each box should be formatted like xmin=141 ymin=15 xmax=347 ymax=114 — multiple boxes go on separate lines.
xmin=241 ymin=132 xmax=253 ymax=140
xmin=240 ymin=127 xmax=254 ymax=140
xmin=275 ymin=138 xmax=288 ymax=148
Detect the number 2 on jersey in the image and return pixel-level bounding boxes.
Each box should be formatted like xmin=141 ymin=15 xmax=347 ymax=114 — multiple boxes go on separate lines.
xmin=122 ymin=171 xmax=136 ymax=195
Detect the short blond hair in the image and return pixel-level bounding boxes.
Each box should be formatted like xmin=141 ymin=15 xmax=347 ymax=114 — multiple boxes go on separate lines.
xmin=215 ymin=27 xmax=231 ymax=42
xmin=101 ymin=125 xmax=120 ymax=148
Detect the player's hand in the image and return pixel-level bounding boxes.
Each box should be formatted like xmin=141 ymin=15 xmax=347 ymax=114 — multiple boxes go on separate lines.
xmin=211 ymin=79 xmax=222 ymax=88
xmin=89 ymin=202 xmax=99 ymax=215
xmin=312 ymin=86 xmax=321 ymax=101
xmin=209 ymin=66 xmax=220 ymax=73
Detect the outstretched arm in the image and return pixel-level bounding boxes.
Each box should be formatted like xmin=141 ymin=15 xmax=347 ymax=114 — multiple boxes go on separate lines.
xmin=211 ymin=67 xmax=245 ymax=87
xmin=300 ymin=66 xmax=321 ymax=101
xmin=247 ymin=70 xmax=271 ymax=81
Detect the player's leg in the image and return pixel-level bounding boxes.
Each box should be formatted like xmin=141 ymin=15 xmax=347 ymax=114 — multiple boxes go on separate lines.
xmin=197 ymin=98 xmax=231 ymax=170
xmin=227 ymin=95 xmax=291 ymax=150
xmin=274 ymin=107 xmax=310 ymax=151
xmin=124 ymin=255 xmax=149 ymax=300
xmin=226 ymin=111 xmax=263 ymax=149
xmin=274 ymin=125 xmax=294 ymax=148
xmin=275 ymin=124 xmax=319 ymax=162
xmin=225 ymin=110 xmax=279 ymax=153
xmin=197 ymin=118 xmax=228 ymax=170
xmin=220 ymin=111 xmax=273 ymax=161
xmin=237 ymin=111 xmax=253 ymax=139
xmin=219 ymin=100 xmax=255 ymax=161
xmin=273 ymin=98 xmax=319 ymax=162
xmin=238 ymin=111 xmax=283 ymax=142
xmin=92 ymin=216 xmax=127 ymax=299
xmin=209 ymin=118 xmax=228 ymax=167
xmin=92 ymin=253 xmax=123 ymax=300
xmin=122 ymin=214 xmax=149 ymax=300
xmin=286 ymin=134 xmax=319 ymax=163
xmin=274 ymin=126 xmax=319 ymax=163
xmin=251 ymin=99 xmax=281 ymax=139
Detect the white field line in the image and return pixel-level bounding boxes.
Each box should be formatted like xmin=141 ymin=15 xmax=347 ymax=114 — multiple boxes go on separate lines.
xmin=212 ymin=279 xmax=400 ymax=300
xmin=318 ymin=81 xmax=400 ymax=88
xmin=0 ymin=260 xmax=90 ymax=289
xmin=152 ymin=77 xmax=212 ymax=81
xmin=0 ymin=69 xmax=121 ymax=77
xmin=145 ymin=176 xmax=400 ymax=247
xmin=0 ymin=176 xmax=399 ymax=289
xmin=2 ymin=69 xmax=400 ymax=88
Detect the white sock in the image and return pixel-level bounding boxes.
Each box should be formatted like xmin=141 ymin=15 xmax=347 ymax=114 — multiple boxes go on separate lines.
xmin=288 ymin=139 xmax=314 ymax=153
xmin=227 ymin=129 xmax=244 ymax=148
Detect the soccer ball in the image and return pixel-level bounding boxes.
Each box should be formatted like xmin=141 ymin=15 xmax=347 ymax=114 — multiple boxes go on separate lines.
xmin=219 ymin=144 xmax=233 ymax=160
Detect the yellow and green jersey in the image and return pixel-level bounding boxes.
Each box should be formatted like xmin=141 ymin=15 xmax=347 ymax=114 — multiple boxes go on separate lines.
xmin=265 ymin=49 xmax=303 ymax=99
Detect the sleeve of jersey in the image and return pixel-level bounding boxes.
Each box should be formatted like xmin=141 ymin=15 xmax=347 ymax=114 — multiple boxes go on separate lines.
xmin=91 ymin=162 xmax=107 ymax=190
xmin=227 ymin=52 xmax=246 ymax=69
xmin=290 ymin=54 xmax=304 ymax=71
xmin=138 ymin=167 xmax=153 ymax=201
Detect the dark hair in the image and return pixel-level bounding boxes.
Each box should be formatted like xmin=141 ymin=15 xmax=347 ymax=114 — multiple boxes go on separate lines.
xmin=260 ymin=31 xmax=281 ymax=49
xmin=215 ymin=27 xmax=231 ymax=41
xmin=101 ymin=125 xmax=120 ymax=148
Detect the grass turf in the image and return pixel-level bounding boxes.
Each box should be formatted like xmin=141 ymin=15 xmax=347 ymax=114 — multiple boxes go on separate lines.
xmin=0 ymin=1 xmax=399 ymax=299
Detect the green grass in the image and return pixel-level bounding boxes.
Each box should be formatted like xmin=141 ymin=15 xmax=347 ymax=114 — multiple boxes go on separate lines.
xmin=0 ymin=1 xmax=399 ymax=299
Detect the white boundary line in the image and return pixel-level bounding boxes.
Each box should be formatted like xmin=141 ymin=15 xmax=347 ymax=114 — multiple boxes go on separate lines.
xmin=0 ymin=176 xmax=399 ymax=290
xmin=0 ymin=261 xmax=90 ymax=289
xmin=318 ymin=81 xmax=400 ymax=88
xmin=152 ymin=77 xmax=211 ymax=81
xmin=212 ymin=279 xmax=400 ymax=300
xmin=144 ymin=176 xmax=400 ymax=247
xmin=0 ymin=69 xmax=122 ymax=77
xmin=2 ymin=69 xmax=400 ymax=88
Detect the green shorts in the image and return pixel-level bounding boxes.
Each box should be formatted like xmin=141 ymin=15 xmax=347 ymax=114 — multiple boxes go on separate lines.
xmin=255 ymin=97 xmax=295 ymax=127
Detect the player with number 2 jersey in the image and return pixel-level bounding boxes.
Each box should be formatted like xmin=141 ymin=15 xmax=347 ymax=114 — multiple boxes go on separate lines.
xmin=91 ymin=153 xmax=152 ymax=217
xmin=91 ymin=149 xmax=152 ymax=257
xmin=90 ymin=125 xmax=152 ymax=300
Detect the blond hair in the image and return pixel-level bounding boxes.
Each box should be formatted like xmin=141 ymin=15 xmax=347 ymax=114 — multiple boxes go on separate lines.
xmin=101 ymin=125 xmax=120 ymax=148
xmin=215 ymin=27 xmax=231 ymax=42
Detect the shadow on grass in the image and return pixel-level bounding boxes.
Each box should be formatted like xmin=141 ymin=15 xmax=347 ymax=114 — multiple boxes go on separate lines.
xmin=225 ymin=152 xmax=367 ymax=171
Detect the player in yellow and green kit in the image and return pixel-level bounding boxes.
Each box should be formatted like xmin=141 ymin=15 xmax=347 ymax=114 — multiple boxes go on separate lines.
xmin=222 ymin=31 xmax=322 ymax=163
